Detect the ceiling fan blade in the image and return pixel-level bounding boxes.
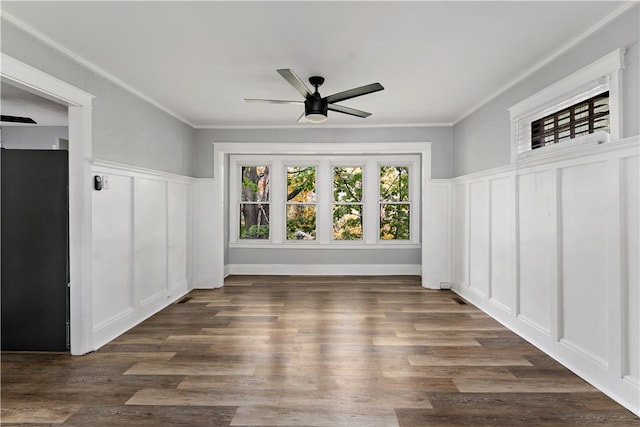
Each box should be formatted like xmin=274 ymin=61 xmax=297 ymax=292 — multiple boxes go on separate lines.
xmin=245 ymin=98 xmax=304 ymax=105
xmin=327 ymin=104 xmax=371 ymax=118
xmin=297 ymin=113 xmax=307 ymax=123
xmin=1 ymin=115 xmax=37 ymax=124
xmin=277 ymin=69 xmax=312 ymax=99
xmin=325 ymin=82 xmax=384 ymax=104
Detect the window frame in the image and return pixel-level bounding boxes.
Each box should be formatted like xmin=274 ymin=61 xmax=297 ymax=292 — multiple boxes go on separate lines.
xmin=331 ymin=163 xmax=366 ymax=242
xmin=229 ymin=154 xmax=421 ymax=248
xmin=508 ymin=48 xmax=625 ymax=163
xmin=530 ymin=91 xmax=610 ymax=149
xmin=378 ymin=163 xmax=413 ymax=242
xmin=284 ymin=162 xmax=319 ymax=242
xmin=231 ymin=158 xmax=273 ymax=243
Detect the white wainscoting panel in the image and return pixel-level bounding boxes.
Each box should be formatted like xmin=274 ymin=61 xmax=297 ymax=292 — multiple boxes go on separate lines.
xmin=469 ymin=180 xmax=490 ymax=298
xmin=450 ymin=137 xmax=639 ymax=415
xmin=517 ymin=170 xmax=554 ymax=336
xmin=134 ymin=178 xmax=169 ymax=306
xmin=168 ymin=181 xmax=190 ymax=295
xmin=622 ymin=155 xmax=639 ymax=384
xmin=91 ymin=161 xmax=194 ymax=350
xmin=192 ymin=179 xmax=218 ymax=288
xmin=424 ymin=182 xmax=452 ymax=287
xmin=489 ymin=176 xmax=515 ymax=313
xmin=452 ymin=184 xmax=468 ymax=289
xmin=559 ymin=161 xmax=609 ymax=367
xmin=92 ymin=173 xmax=133 ymax=330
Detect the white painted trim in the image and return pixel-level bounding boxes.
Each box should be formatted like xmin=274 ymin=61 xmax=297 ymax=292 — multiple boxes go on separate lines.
xmin=228 ymin=154 xmax=421 ymax=245
xmin=92 ymin=159 xmax=195 ymax=184
xmin=212 ymin=142 xmax=432 ymax=287
xmin=228 ymin=243 xmax=422 ymax=250
xmin=1 ymin=52 xmax=94 ymax=106
xmin=92 ymin=287 xmax=190 ymax=351
xmin=450 ymin=138 xmax=640 ymax=416
xmin=197 ymin=123 xmax=454 ymax=130
xmin=508 ymin=48 xmax=625 ymax=162
xmin=1 ymin=12 xmax=195 ymax=127
xmin=91 ymin=162 xmax=195 ymax=350
xmin=226 ymin=263 xmax=422 ymax=277
xmin=452 ymin=136 xmax=639 ymax=182
xmin=214 ymin=141 xmax=431 ymax=155
xmin=454 ymin=2 xmax=637 ymax=124
xmin=508 ymin=49 xmax=625 ymax=118
xmin=191 ymin=178 xmax=219 ymax=289
xmin=1 ymin=53 xmax=95 ymax=355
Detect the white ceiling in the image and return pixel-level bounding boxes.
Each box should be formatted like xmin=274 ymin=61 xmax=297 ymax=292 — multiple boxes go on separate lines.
xmin=0 ymin=1 xmax=628 ymax=128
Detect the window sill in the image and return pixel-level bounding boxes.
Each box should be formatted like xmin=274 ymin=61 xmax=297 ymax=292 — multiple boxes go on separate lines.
xmin=516 ymin=131 xmax=610 ymax=166
xmin=228 ymin=242 xmax=422 ymax=250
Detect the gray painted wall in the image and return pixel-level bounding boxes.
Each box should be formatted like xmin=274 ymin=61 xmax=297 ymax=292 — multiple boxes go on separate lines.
xmin=453 ymin=6 xmax=640 ymax=177
xmin=228 ymin=248 xmax=421 ymax=265
xmin=194 ymin=126 xmax=453 ymax=179
xmin=1 ymin=126 xmax=68 ymax=149
xmin=1 ymin=20 xmax=196 ymax=176
xmin=197 ymin=127 xmax=446 ymax=267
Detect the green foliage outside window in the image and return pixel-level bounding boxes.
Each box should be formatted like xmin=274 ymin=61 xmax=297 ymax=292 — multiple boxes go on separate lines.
xmin=379 ymin=166 xmax=410 ymax=240
xmin=286 ymin=167 xmax=317 ymax=240
xmin=240 ymin=166 xmax=270 ymax=239
xmin=333 ymin=167 xmax=363 ymax=240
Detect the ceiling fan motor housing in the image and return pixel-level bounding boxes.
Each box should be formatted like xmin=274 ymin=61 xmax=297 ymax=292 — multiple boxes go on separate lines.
xmin=305 ymin=95 xmax=328 ymax=117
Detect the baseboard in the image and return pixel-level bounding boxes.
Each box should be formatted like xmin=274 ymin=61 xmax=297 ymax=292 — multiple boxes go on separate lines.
xmin=92 ymin=288 xmax=190 ymax=351
xmin=225 ymin=263 xmax=421 ymax=276
xmin=452 ymin=285 xmax=640 ymax=417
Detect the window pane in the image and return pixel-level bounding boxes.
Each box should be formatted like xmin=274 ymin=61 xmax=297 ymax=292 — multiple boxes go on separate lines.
xmin=333 ymin=167 xmax=362 ymax=202
xmin=332 ymin=205 xmax=363 ymax=240
xmin=594 ymin=117 xmax=609 ymax=131
xmin=380 ymin=166 xmax=409 ymax=202
xmin=380 ymin=204 xmax=410 ymax=240
xmin=286 ymin=205 xmax=316 ymax=240
xmin=594 ymin=99 xmax=608 ymax=113
xmin=531 ymin=91 xmax=609 ymax=150
xmin=287 ymin=166 xmax=316 ymax=203
xmin=241 ymin=166 xmax=270 ymax=202
xmin=240 ymin=203 xmax=270 ymax=239
xmin=575 ymin=123 xmax=589 ymax=135
xmin=558 ymin=129 xmax=571 ymax=141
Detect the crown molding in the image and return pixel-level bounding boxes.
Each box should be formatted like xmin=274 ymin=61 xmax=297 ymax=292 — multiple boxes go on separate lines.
xmin=453 ymin=1 xmax=638 ymax=125
xmin=195 ymin=122 xmax=453 ymax=130
xmin=1 ymin=11 xmax=196 ymax=128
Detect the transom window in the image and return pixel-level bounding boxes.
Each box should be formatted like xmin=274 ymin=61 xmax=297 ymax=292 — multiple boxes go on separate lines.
xmin=509 ymin=49 xmax=624 ymax=161
xmin=230 ymin=155 xmax=420 ymax=246
xmin=531 ymin=91 xmax=609 ymax=150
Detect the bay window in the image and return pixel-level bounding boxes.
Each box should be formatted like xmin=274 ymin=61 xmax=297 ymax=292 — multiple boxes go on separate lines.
xmin=230 ymin=154 xmax=420 ymax=246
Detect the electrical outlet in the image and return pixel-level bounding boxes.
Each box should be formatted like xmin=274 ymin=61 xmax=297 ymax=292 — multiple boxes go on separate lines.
xmin=439 ymin=282 xmax=451 ymax=290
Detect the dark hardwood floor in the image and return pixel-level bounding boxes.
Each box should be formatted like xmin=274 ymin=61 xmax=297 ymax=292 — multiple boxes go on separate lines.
xmin=2 ymin=276 xmax=638 ymax=426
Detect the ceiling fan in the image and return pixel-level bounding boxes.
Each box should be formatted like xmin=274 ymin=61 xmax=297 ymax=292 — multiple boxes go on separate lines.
xmin=245 ymin=69 xmax=384 ymax=123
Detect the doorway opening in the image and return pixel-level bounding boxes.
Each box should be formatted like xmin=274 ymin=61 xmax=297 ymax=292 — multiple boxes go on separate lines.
xmin=1 ymin=54 xmax=94 ymax=355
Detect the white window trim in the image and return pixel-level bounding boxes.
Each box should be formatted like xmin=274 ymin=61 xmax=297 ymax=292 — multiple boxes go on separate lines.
xmin=377 ymin=161 xmax=419 ymax=244
xmin=284 ymin=163 xmax=319 ymax=242
xmin=231 ymin=158 xmax=273 ymax=242
xmin=508 ymin=48 xmax=625 ymax=163
xmin=229 ymin=154 xmax=420 ymax=248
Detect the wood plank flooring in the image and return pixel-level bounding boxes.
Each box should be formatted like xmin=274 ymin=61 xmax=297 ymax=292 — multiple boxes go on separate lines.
xmin=2 ymin=276 xmax=638 ymax=426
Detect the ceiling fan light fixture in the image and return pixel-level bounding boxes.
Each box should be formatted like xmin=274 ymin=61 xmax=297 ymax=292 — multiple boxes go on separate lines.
xmin=305 ymin=113 xmax=327 ymax=123
xmin=246 ymin=69 xmax=384 ymax=123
